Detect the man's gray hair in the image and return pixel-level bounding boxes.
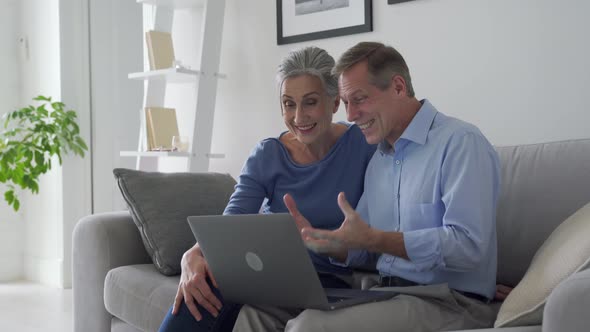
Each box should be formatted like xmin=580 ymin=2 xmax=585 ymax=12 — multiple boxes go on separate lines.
xmin=332 ymin=42 xmax=415 ymax=97
xmin=276 ymin=46 xmax=338 ymax=98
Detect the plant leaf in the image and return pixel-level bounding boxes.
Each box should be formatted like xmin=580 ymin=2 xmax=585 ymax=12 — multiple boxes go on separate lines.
xmin=4 ymin=190 xmax=14 ymax=204
xmin=0 ymin=95 xmax=88 ymax=212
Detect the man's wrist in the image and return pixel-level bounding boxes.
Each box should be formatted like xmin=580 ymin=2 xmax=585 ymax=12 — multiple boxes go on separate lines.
xmin=366 ymin=230 xmax=408 ymax=260
xmin=332 ymin=249 xmax=348 ymax=263
xmin=366 ymin=228 xmax=382 ymax=253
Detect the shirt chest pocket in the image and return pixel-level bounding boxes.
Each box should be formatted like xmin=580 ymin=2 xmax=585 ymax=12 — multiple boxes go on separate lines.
xmin=401 ymin=202 xmax=443 ymax=231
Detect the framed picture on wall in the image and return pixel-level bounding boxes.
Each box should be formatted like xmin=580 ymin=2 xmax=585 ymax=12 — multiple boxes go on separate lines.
xmin=277 ymin=0 xmax=372 ymax=45
xmin=388 ymin=0 xmax=415 ymax=4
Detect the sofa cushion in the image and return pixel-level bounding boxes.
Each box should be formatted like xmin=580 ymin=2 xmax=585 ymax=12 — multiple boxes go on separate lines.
xmin=113 ymin=168 xmax=236 ymax=275
xmin=446 ymin=327 xmax=541 ymax=332
xmin=494 ymin=139 xmax=590 ymax=286
xmin=112 ymin=317 xmax=144 ymax=332
xmin=494 ymin=202 xmax=590 ymax=328
xmin=105 ymin=264 xmax=179 ymax=332
xmin=542 ymin=268 xmax=590 ymax=332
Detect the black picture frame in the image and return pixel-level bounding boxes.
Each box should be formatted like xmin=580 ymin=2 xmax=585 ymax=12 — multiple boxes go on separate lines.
xmin=277 ymin=0 xmax=372 ymax=45
xmin=388 ymin=0 xmax=415 ymax=4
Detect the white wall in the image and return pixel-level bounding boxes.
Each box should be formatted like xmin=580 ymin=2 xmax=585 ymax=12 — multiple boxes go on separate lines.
xmin=0 ymin=0 xmax=25 ymax=281
xmin=90 ymin=0 xmax=590 ymax=212
xmin=59 ymin=0 xmax=93 ymax=289
xmin=19 ymin=0 xmax=64 ymax=287
xmin=208 ymin=0 xmax=590 ymax=178
xmin=89 ymin=0 xmax=143 ymax=213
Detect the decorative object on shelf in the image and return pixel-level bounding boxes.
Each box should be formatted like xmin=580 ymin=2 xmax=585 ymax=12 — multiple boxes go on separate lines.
xmin=0 ymin=96 xmax=88 ymax=211
xmin=145 ymin=107 xmax=180 ymax=151
xmin=276 ymin=0 xmax=372 ymax=45
xmin=171 ymin=135 xmax=190 ymax=152
xmin=388 ymin=0 xmax=415 ymax=4
xmin=146 ymin=30 xmax=175 ymax=70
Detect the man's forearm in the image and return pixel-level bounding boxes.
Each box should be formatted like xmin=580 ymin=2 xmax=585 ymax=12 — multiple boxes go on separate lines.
xmin=366 ymin=229 xmax=409 ymax=261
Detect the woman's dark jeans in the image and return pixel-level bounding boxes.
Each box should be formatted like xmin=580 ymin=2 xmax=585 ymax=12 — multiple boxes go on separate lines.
xmin=158 ymin=278 xmax=242 ymax=332
xmin=158 ymin=273 xmax=350 ymax=332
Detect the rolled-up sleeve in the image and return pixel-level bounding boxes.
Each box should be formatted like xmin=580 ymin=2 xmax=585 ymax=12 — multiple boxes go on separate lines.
xmin=402 ymin=132 xmax=499 ymax=272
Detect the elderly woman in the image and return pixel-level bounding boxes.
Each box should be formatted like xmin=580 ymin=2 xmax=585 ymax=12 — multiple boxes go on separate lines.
xmin=158 ymin=46 xmax=376 ymax=332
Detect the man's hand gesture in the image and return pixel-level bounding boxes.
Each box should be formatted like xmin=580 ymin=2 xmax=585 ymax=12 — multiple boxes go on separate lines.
xmin=283 ymin=192 xmax=373 ymax=259
xmin=283 ymin=193 xmax=313 ymax=234
xmin=303 ymin=192 xmax=373 ymax=252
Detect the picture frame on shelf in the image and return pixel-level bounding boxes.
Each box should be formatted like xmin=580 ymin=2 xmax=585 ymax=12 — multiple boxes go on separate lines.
xmin=276 ymin=0 xmax=372 ymax=45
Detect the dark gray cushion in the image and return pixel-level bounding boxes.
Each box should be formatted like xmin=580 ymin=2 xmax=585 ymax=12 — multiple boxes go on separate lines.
xmin=113 ymin=168 xmax=236 ymax=275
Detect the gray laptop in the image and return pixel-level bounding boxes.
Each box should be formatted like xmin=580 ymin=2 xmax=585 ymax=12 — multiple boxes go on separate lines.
xmin=187 ymin=213 xmax=395 ymax=310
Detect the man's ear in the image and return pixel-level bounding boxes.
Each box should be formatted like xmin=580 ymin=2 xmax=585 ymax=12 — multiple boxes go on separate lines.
xmin=391 ymin=75 xmax=407 ymax=96
xmin=332 ymin=97 xmax=340 ymax=114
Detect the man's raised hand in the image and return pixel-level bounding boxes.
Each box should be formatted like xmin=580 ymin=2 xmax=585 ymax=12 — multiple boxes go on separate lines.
xmin=283 ymin=193 xmax=312 ymax=234
xmin=302 ymin=192 xmax=373 ymax=252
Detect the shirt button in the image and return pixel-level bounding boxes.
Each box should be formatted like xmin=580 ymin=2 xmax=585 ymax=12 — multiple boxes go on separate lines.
xmin=385 ymin=257 xmax=392 ymax=263
xmin=395 ymin=160 xmax=400 ymax=165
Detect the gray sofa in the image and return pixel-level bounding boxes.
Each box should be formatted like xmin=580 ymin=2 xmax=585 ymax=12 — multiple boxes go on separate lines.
xmin=73 ymin=139 xmax=590 ymax=332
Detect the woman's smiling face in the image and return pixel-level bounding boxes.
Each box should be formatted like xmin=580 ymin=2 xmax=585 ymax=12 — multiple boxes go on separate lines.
xmin=281 ymin=74 xmax=337 ymax=146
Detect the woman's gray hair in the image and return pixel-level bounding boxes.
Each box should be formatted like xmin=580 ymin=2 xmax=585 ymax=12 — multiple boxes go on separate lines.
xmin=276 ymin=46 xmax=338 ymax=98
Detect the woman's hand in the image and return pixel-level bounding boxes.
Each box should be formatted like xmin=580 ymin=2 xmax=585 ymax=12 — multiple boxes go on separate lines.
xmin=172 ymin=244 xmax=223 ymax=321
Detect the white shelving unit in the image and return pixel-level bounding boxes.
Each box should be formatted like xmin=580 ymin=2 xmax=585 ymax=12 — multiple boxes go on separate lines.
xmin=120 ymin=0 xmax=226 ymax=172
xmin=137 ymin=0 xmax=205 ymax=9
xmin=120 ymin=151 xmax=192 ymax=157
xmin=128 ymin=67 xmax=201 ymax=83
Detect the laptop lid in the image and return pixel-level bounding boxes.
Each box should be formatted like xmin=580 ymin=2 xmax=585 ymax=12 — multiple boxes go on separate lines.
xmin=187 ymin=213 xmax=394 ymax=310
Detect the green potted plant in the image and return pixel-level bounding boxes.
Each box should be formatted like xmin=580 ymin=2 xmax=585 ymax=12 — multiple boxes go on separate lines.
xmin=0 ymin=96 xmax=88 ymax=211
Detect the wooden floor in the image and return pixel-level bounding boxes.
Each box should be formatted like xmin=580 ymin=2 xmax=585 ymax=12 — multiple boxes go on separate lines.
xmin=0 ymin=281 xmax=72 ymax=332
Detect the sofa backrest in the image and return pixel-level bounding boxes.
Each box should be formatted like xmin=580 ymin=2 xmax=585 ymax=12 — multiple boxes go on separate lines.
xmin=495 ymin=139 xmax=590 ymax=286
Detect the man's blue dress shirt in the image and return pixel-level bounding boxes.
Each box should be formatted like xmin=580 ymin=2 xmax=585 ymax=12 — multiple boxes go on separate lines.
xmin=345 ymin=100 xmax=500 ymax=299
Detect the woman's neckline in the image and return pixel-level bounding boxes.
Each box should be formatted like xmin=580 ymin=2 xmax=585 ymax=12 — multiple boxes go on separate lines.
xmin=276 ymin=122 xmax=353 ymax=167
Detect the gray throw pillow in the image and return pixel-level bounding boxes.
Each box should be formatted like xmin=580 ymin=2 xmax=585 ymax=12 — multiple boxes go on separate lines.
xmin=113 ymin=168 xmax=236 ymax=276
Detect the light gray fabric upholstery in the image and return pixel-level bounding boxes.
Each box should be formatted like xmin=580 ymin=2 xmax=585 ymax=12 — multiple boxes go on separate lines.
xmin=448 ymin=327 xmax=541 ymax=332
xmin=542 ymin=269 xmax=590 ymax=332
xmin=112 ymin=317 xmax=144 ymax=332
xmin=495 ymin=139 xmax=590 ymax=286
xmin=113 ymin=169 xmax=236 ymax=276
xmin=105 ymin=264 xmax=179 ymax=332
xmin=73 ymin=211 xmax=150 ymax=332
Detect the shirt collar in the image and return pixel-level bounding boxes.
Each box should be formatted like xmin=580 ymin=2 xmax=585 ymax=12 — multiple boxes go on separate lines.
xmin=377 ymin=99 xmax=438 ymax=153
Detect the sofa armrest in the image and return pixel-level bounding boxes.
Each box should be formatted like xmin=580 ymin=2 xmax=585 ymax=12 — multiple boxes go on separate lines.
xmin=542 ymin=268 xmax=590 ymax=332
xmin=72 ymin=211 xmax=151 ymax=332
